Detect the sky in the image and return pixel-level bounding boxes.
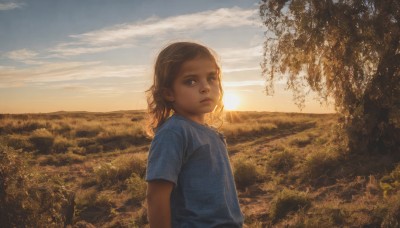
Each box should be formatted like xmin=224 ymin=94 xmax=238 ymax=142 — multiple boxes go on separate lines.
xmin=0 ymin=0 xmax=334 ymax=114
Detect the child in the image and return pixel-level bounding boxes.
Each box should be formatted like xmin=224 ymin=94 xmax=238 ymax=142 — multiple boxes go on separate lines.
xmin=145 ymin=41 xmax=244 ymax=227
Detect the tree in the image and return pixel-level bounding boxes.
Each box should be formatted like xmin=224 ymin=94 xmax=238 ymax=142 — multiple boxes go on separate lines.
xmin=259 ymin=0 xmax=400 ymax=154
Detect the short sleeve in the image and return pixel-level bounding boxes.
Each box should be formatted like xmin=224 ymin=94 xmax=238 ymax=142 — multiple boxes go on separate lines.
xmin=145 ymin=129 xmax=185 ymax=185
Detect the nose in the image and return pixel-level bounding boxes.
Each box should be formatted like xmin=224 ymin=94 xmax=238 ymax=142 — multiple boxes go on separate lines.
xmin=200 ymin=80 xmax=211 ymax=93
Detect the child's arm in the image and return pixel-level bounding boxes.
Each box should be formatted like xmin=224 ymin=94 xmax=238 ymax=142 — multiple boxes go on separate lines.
xmin=147 ymin=180 xmax=174 ymax=228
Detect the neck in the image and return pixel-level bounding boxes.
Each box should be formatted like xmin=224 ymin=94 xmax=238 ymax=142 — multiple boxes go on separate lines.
xmin=175 ymin=112 xmax=206 ymax=125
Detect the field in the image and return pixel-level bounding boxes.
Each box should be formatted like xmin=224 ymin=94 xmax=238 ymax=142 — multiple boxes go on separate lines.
xmin=1 ymin=111 xmax=400 ymax=227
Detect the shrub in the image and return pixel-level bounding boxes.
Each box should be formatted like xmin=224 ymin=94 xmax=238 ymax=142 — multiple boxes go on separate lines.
xmin=77 ymin=138 xmax=96 ymax=147
xmin=381 ymin=192 xmax=400 ymax=227
xmin=67 ymin=146 xmax=86 ymax=155
xmin=301 ymin=150 xmax=340 ymax=183
xmin=133 ymin=207 xmax=148 ymax=227
xmin=76 ymin=138 xmax=103 ymax=154
xmin=39 ymin=152 xmax=85 ymax=166
xmin=53 ymin=136 xmax=74 ymax=153
xmin=5 ymin=134 xmax=33 ymax=151
xmin=94 ymin=154 xmax=147 ymax=188
xmin=0 ymin=144 xmax=69 ymax=227
xmin=301 ymin=207 xmax=346 ymax=227
xmin=85 ymin=144 xmax=103 ymax=154
xmin=17 ymin=121 xmax=48 ymax=133
xmin=95 ymin=125 xmax=148 ymax=152
xmin=126 ymin=173 xmax=147 ymax=204
xmin=289 ymin=135 xmax=312 ymax=148
xmin=233 ymin=158 xmax=259 ymax=190
xmin=97 ymin=134 xmax=131 ymax=151
xmin=75 ymin=126 xmax=102 ymax=138
xmin=270 ymin=189 xmax=311 ymax=222
xmin=30 ymin=128 xmax=54 ymax=154
xmin=75 ymin=189 xmax=113 ymax=224
xmin=379 ymin=164 xmax=400 ymax=197
xmin=94 ymin=163 xmax=118 ymax=187
xmin=53 ymin=122 xmax=72 ymax=136
xmin=267 ymin=150 xmax=295 ymax=173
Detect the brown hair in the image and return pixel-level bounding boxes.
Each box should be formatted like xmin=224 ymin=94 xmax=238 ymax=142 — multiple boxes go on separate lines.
xmin=145 ymin=41 xmax=224 ymax=136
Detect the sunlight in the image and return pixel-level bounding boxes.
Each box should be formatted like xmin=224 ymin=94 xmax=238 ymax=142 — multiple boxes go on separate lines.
xmin=223 ymin=92 xmax=240 ymax=110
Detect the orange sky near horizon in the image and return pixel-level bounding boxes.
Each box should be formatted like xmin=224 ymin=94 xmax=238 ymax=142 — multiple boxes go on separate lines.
xmin=0 ymin=1 xmax=335 ymax=114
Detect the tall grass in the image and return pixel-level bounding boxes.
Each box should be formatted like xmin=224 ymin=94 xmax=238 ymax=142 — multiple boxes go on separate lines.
xmin=0 ymin=145 xmax=70 ymax=227
xmin=3 ymin=110 xmax=400 ymax=227
xmin=270 ymin=189 xmax=311 ymax=222
xmin=30 ymin=128 xmax=54 ymax=154
xmin=94 ymin=154 xmax=147 ymax=188
xmin=233 ymin=158 xmax=261 ymax=190
xmin=267 ymin=150 xmax=296 ymax=174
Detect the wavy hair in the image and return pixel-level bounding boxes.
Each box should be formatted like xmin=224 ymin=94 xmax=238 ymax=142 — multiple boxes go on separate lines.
xmin=145 ymin=41 xmax=224 ymax=136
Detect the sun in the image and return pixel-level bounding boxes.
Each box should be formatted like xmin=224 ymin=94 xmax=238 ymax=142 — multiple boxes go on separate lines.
xmin=223 ymin=92 xmax=240 ymax=110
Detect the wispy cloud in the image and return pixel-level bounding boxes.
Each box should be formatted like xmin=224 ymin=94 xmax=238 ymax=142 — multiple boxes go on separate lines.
xmin=219 ymin=45 xmax=263 ymax=63
xmin=0 ymin=1 xmax=24 ymax=10
xmin=72 ymin=7 xmax=256 ymax=45
xmin=41 ymin=77 xmax=148 ymax=97
xmin=6 ymin=49 xmax=37 ymax=60
xmin=218 ymin=45 xmax=263 ymax=72
xmin=222 ymin=67 xmax=260 ymax=73
xmin=4 ymin=48 xmax=43 ymax=64
xmin=50 ymin=7 xmax=257 ymax=56
xmin=223 ymin=80 xmax=265 ymax=88
xmin=48 ymin=84 xmax=130 ymax=97
xmin=51 ymin=43 xmax=134 ymax=57
xmin=0 ymin=61 xmax=148 ymax=88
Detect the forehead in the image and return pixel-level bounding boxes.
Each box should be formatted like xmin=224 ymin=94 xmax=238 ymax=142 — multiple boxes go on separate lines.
xmin=178 ymin=57 xmax=218 ymax=75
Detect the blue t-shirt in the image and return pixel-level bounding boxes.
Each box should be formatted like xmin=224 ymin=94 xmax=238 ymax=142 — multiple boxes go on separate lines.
xmin=146 ymin=114 xmax=244 ymax=227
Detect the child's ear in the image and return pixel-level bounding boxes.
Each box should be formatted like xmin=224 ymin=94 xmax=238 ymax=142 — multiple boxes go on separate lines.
xmin=162 ymin=88 xmax=175 ymax=102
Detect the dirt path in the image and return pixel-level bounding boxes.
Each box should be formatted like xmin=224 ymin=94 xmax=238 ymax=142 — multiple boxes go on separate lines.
xmin=228 ymin=123 xmax=319 ymax=226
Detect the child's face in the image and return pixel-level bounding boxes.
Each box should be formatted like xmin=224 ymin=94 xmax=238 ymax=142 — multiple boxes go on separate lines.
xmin=164 ymin=57 xmax=221 ymax=124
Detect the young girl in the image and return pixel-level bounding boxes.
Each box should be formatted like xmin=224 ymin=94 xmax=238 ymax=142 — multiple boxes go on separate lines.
xmin=145 ymin=41 xmax=244 ymax=227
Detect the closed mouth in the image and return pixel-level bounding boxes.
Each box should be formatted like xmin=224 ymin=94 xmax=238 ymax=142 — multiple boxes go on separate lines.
xmin=200 ymin=98 xmax=213 ymax=103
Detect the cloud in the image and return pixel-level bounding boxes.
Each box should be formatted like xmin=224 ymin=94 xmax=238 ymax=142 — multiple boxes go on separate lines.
xmin=51 ymin=43 xmax=134 ymax=57
xmin=222 ymin=67 xmax=260 ymax=73
xmin=218 ymin=45 xmax=263 ymax=72
xmin=51 ymin=84 xmax=128 ymax=97
xmin=0 ymin=1 xmax=24 ymax=10
xmin=51 ymin=7 xmax=258 ymax=56
xmin=219 ymin=45 xmax=263 ymax=63
xmin=223 ymin=80 xmax=265 ymax=88
xmin=4 ymin=48 xmax=44 ymax=64
xmin=6 ymin=49 xmax=37 ymax=60
xmin=72 ymin=7 xmax=256 ymax=45
xmin=0 ymin=61 xmax=149 ymax=88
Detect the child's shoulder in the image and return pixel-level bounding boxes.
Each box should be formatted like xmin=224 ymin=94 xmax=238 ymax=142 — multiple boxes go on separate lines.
xmin=156 ymin=115 xmax=209 ymax=136
xmin=156 ymin=115 xmax=187 ymax=135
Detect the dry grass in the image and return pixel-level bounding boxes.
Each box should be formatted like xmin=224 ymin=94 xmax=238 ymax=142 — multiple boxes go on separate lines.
xmin=270 ymin=188 xmax=311 ymax=222
xmin=233 ymin=157 xmax=262 ymax=190
xmin=1 ymin=110 xmax=400 ymax=227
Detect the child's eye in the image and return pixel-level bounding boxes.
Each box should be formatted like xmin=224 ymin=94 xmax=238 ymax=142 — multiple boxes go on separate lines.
xmin=208 ymin=75 xmax=218 ymax=83
xmin=184 ymin=79 xmax=196 ymax=86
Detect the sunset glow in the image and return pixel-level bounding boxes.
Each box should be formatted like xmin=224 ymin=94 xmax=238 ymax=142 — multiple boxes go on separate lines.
xmin=223 ymin=92 xmax=240 ymax=110
xmin=0 ymin=1 xmax=335 ymax=114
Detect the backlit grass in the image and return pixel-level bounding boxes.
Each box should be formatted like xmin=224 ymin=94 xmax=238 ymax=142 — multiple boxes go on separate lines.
xmin=1 ymin=110 xmax=400 ymax=227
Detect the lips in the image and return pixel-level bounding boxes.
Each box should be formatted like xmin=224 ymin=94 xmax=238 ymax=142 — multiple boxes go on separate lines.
xmin=200 ymin=98 xmax=213 ymax=103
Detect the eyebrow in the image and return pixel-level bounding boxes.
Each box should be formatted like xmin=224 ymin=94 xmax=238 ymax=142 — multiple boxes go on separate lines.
xmin=182 ymin=70 xmax=217 ymax=78
xmin=181 ymin=74 xmax=198 ymax=80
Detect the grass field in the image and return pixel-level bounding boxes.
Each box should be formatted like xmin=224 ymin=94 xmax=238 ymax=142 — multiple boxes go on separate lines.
xmin=1 ymin=110 xmax=400 ymax=227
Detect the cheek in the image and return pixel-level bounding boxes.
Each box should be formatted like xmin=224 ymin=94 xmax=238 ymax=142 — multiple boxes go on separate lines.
xmin=175 ymin=87 xmax=194 ymax=99
xmin=213 ymin=84 xmax=221 ymax=94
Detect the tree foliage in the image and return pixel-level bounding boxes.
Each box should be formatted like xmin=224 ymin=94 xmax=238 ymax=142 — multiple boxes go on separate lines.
xmin=260 ymin=0 xmax=400 ymax=154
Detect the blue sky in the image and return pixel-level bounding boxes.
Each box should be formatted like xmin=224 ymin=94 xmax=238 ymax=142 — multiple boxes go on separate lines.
xmin=0 ymin=0 xmax=334 ymax=113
